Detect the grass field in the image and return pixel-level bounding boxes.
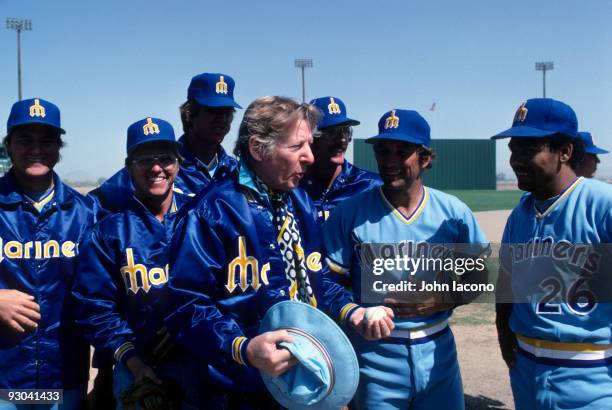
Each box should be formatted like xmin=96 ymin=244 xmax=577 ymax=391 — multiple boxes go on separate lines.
xmin=442 ymin=190 xmax=523 ymax=212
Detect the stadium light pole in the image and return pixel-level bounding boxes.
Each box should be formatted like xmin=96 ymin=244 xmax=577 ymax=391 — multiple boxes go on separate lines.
xmin=6 ymin=18 xmax=32 ymax=101
xmin=535 ymin=62 xmax=553 ymax=98
xmin=294 ymin=59 xmax=313 ymax=102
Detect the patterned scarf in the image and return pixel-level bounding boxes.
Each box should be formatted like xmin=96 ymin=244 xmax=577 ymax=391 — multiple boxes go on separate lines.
xmin=254 ymin=176 xmax=315 ymax=306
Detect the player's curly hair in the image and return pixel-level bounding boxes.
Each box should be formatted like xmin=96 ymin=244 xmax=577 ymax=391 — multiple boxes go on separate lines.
xmin=418 ymin=146 xmax=436 ymax=170
xmin=179 ymin=100 xmax=198 ymax=134
xmin=233 ymin=96 xmax=321 ymax=161
xmin=547 ymin=134 xmax=585 ymax=169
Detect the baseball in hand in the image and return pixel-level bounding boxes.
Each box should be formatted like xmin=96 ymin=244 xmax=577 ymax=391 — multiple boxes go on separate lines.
xmin=364 ymin=306 xmax=387 ymax=322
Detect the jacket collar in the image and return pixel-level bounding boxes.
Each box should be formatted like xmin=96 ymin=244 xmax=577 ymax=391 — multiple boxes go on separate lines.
xmin=238 ymin=159 xmax=272 ymax=209
xmin=0 ymin=168 xmax=75 ymax=207
xmin=178 ymin=135 xmax=235 ymax=175
xmin=302 ymin=160 xmax=354 ymax=192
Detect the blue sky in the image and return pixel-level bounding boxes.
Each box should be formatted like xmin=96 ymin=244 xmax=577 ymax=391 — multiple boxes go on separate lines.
xmin=1 ymin=0 xmax=611 ymax=181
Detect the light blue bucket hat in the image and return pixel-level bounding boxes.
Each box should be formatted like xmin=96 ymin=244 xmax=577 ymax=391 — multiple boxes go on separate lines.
xmin=259 ymin=301 xmax=359 ymax=409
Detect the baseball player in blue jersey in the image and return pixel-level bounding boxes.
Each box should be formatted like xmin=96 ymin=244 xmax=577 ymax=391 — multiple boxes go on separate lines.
xmin=90 ymin=72 xmax=241 ymax=213
xmin=72 ymin=117 xmax=203 ymax=409
xmin=493 ymin=98 xmax=612 ymax=410
xmin=0 ymin=98 xmax=97 ymax=409
xmin=301 ymin=96 xmax=381 ymax=222
xmin=166 ymin=96 xmax=392 ymax=409
xmin=574 ymin=131 xmax=608 ymax=178
xmin=323 ymin=109 xmax=489 ymax=410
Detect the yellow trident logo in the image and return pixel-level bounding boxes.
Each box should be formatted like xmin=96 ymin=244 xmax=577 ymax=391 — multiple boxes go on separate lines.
xmin=327 ymin=98 xmax=341 ymax=114
xmin=142 ymin=118 xmax=160 ymax=136
xmin=216 ymin=75 xmax=228 ymax=94
xmin=514 ymin=102 xmax=528 ymax=123
xmin=29 ymin=99 xmax=46 ymax=118
xmin=385 ymin=110 xmax=399 ymax=129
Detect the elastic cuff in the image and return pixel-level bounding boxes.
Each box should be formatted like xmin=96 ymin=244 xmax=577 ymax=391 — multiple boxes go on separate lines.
xmin=231 ymin=336 xmax=250 ymax=366
xmin=114 ymin=342 xmax=137 ymax=366
xmin=340 ymin=303 xmax=360 ymax=323
xmin=240 ymin=338 xmax=252 ymax=367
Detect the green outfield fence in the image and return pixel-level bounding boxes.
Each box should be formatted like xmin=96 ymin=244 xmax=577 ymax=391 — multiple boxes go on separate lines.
xmin=354 ymin=139 xmax=496 ymax=190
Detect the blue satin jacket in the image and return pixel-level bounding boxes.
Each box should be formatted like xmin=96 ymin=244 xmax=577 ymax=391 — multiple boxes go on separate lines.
xmin=0 ymin=170 xmax=96 ymax=389
xmin=301 ymin=160 xmax=381 ymax=222
xmin=166 ymin=164 xmax=358 ymax=392
xmin=89 ymin=137 xmax=238 ymax=213
xmin=72 ymin=192 xmax=190 ymax=367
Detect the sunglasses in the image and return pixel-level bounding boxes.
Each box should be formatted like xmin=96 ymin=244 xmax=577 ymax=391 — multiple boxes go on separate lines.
xmin=130 ymin=154 xmax=178 ymax=168
xmin=318 ymin=126 xmax=353 ymax=142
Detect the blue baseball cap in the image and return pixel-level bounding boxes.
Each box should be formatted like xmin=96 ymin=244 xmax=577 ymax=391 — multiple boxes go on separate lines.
xmin=126 ymin=117 xmax=177 ymax=154
xmin=578 ymin=132 xmax=609 ymax=155
xmin=259 ymin=301 xmax=359 ymax=410
xmin=187 ymin=72 xmax=242 ymax=109
xmin=6 ymin=98 xmax=65 ymax=135
xmin=366 ymin=109 xmax=431 ymax=147
xmin=310 ymin=96 xmax=360 ymax=129
xmin=492 ymin=98 xmax=578 ymax=139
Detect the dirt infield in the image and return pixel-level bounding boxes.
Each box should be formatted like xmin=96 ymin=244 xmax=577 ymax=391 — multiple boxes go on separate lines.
xmin=454 ymin=209 xmax=513 ymax=409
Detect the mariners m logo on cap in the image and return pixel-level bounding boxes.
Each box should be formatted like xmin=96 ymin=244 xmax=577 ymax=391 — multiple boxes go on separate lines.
xmin=385 ymin=110 xmax=400 ymax=129
xmin=29 ymin=99 xmax=46 ymax=118
xmin=142 ymin=118 xmax=160 ymax=135
xmin=514 ymin=102 xmax=528 ymax=123
xmin=328 ymin=98 xmax=341 ymax=114
xmin=216 ymin=75 xmax=228 ymax=95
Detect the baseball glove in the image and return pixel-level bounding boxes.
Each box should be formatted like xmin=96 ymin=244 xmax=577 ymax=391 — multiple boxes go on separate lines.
xmin=120 ymin=377 xmax=182 ymax=410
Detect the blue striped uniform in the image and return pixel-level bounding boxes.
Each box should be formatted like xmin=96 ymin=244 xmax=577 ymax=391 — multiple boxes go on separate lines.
xmin=301 ymin=160 xmax=381 ymax=222
xmin=89 ymin=137 xmax=237 ymax=213
xmin=501 ymin=177 xmax=612 ymax=409
xmin=323 ymin=185 xmax=488 ymax=410
xmin=0 ymin=170 xmax=96 ymax=391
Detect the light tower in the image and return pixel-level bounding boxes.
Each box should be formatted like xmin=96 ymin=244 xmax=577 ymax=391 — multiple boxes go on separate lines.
xmin=6 ymin=18 xmax=32 ymax=101
xmin=294 ymin=59 xmax=313 ymax=102
xmin=535 ymin=62 xmax=554 ymax=98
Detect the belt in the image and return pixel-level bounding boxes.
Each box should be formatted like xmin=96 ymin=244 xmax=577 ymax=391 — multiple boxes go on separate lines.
xmin=389 ymin=319 xmax=449 ymax=343
xmin=516 ymin=334 xmax=612 ymax=367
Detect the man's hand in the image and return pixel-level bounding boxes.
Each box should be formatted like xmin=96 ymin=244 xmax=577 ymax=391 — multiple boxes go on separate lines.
xmin=0 ymin=289 xmax=41 ymax=333
xmin=349 ymin=306 xmax=395 ymax=341
xmin=246 ymin=330 xmax=297 ymax=377
xmin=384 ymin=296 xmax=455 ymax=318
xmin=126 ymin=356 xmax=162 ymax=384
xmin=495 ymin=304 xmax=517 ymax=369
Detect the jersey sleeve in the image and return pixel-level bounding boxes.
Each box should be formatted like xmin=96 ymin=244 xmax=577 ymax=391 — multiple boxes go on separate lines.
xmin=457 ymin=203 xmax=489 ymax=246
xmin=72 ymin=227 xmax=137 ymax=366
xmin=164 ymin=207 xmax=251 ymax=367
xmin=449 ymin=202 xmax=492 ymax=267
xmin=322 ymin=204 xmax=355 ymax=275
xmin=316 ymin=264 xmax=359 ymax=323
xmin=499 ymin=212 xmax=513 ymax=273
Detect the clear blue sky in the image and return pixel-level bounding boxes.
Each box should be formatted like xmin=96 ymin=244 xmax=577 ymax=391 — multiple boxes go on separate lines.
xmin=2 ymin=0 xmax=611 ymax=181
